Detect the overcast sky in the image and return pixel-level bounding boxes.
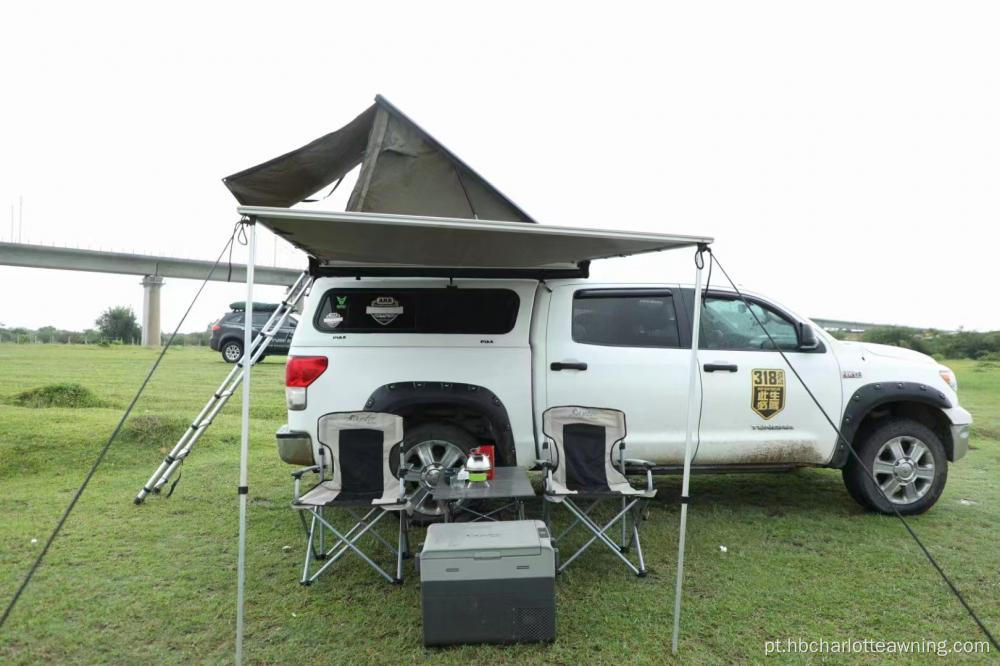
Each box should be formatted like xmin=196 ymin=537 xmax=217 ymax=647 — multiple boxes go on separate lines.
xmin=1 ymin=2 xmax=998 ymax=333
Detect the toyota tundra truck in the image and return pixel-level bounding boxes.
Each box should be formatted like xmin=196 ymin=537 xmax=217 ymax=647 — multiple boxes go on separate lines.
xmin=275 ymin=277 xmax=972 ymax=518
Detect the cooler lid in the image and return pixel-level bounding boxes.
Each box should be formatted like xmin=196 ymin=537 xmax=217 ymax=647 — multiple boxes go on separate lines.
xmin=421 ymin=520 xmax=545 ymax=560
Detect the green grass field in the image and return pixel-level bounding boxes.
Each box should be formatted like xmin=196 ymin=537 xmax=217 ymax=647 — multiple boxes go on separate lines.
xmin=0 ymin=345 xmax=996 ymax=664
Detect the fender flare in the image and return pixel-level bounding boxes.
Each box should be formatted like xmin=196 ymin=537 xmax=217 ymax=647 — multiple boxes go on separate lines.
xmin=829 ymin=381 xmax=952 ymax=468
xmin=363 ymin=381 xmax=516 ymax=465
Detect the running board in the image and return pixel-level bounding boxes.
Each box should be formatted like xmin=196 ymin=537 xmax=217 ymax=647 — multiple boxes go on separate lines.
xmin=627 ymin=463 xmax=805 ymax=475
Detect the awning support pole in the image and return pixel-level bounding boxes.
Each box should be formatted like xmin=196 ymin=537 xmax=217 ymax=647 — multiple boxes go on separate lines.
xmin=672 ymin=243 xmax=706 ymax=654
xmin=235 ymin=219 xmax=255 ymax=665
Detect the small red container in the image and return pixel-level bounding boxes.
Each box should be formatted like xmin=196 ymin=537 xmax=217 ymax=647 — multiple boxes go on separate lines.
xmin=470 ymin=444 xmax=495 ymax=480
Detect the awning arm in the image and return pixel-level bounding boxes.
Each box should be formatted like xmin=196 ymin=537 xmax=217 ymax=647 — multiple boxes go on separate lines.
xmin=235 ymin=220 xmax=256 ymax=665
xmin=672 ymin=242 xmax=708 ymax=653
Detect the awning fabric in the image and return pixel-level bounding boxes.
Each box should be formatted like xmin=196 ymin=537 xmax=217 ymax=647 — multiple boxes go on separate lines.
xmin=240 ymin=206 xmax=713 ymax=278
xmin=223 ymin=96 xmax=535 ymax=223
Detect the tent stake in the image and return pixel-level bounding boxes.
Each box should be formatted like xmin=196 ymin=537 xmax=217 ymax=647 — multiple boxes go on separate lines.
xmin=235 ymin=220 xmax=255 ymax=665
xmin=672 ymin=245 xmax=706 ymax=654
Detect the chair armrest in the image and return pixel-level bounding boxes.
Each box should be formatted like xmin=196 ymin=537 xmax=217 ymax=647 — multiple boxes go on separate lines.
xmin=623 ymin=459 xmax=656 ymax=493
xmin=290 ymin=465 xmax=321 ymax=480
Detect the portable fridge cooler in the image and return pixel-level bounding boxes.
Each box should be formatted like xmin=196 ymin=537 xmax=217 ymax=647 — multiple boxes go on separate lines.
xmin=419 ymin=519 xmax=556 ymax=646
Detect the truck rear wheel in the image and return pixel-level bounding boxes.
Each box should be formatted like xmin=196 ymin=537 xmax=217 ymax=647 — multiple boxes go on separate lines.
xmin=399 ymin=423 xmax=474 ymax=522
xmin=842 ymin=418 xmax=947 ymax=515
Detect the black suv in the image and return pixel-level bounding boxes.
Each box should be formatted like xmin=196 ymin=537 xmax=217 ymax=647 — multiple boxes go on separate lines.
xmin=209 ymin=303 xmax=297 ymax=363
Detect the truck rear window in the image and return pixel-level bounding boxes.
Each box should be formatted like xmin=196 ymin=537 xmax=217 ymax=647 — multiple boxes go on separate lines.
xmin=314 ymin=288 xmax=520 ymax=334
xmin=572 ymin=289 xmax=681 ymax=348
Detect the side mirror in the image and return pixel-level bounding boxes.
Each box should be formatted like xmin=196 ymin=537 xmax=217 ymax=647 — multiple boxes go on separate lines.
xmin=798 ymin=323 xmax=819 ymax=351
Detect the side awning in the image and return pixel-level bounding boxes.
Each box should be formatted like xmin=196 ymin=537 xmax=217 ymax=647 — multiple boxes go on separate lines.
xmin=240 ymin=206 xmax=713 ymax=279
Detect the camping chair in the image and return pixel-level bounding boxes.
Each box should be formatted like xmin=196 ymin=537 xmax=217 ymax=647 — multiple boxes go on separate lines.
xmin=538 ymin=406 xmax=656 ymax=577
xmin=291 ymin=411 xmax=411 ymax=585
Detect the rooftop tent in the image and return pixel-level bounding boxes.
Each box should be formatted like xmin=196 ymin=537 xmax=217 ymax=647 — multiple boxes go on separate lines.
xmin=222 ymin=96 xmax=535 ymax=223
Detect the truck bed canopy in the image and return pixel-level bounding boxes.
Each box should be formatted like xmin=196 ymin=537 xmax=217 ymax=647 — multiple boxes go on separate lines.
xmin=239 ymin=206 xmax=713 ymax=278
xmin=223 ymin=95 xmax=535 ymax=223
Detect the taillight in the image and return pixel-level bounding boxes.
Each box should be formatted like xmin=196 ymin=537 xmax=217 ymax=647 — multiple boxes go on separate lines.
xmin=286 ymin=356 xmax=328 ymax=387
xmin=285 ymin=356 xmax=328 ymax=411
xmin=211 ymin=324 xmax=221 ymax=331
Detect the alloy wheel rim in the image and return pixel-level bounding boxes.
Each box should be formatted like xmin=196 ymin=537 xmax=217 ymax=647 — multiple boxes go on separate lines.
xmin=403 ymin=438 xmax=467 ymax=516
xmin=224 ymin=344 xmax=241 ymax=361
xmin=872 ymin=435 xmax=935 ymax=505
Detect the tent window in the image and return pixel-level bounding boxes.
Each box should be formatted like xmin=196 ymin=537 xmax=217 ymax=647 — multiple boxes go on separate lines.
xmin=314 ymin=288 xmax=519 ymax=334
xmin=572 ymin=290 xmax=680 ymax=348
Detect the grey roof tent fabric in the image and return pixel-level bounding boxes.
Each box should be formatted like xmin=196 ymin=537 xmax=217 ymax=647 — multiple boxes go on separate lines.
xmin=223 ymin=96 xmax=535 ymax=223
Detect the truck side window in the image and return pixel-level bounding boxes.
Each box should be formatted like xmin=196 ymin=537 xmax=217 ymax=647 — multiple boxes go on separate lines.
xmin=700 ymin=296 xmax=798 ymax=351
xmin=572 ymin=290 xmax=681 ymax=348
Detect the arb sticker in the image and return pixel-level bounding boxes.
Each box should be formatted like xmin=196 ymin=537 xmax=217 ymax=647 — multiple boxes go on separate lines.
xmin=751 ymin=369 xmax=785 ymax=419
xmin=366 ymin=296 xmax=404 ymax=326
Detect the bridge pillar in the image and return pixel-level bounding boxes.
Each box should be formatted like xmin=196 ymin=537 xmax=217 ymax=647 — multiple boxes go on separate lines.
xmin=141 ymin=275 xmax=165 ymax=346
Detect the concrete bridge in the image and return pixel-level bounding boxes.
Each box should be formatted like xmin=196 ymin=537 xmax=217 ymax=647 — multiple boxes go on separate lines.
xmin=0 ymin=241 xmax=302 ymax=345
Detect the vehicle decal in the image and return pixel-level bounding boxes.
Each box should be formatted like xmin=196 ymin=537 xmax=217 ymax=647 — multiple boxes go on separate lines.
xmin=751 ymin=368 xmax=785 ymax=419
xmin=366 ymin=296 xmax=404 ymax=326
xmin=322 ymin=311 xmax=343 ymax=328
xmin=841 ymin=370 xmax=862 ymax=379
xmin=335 ymin=295 xmax=348 ymax=310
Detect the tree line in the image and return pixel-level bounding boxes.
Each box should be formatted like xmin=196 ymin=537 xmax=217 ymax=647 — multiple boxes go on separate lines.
xmin=830 ymin=326 xmax=1000 ymax=360
xmin=0 ymin=306 xmax=212 ymax=346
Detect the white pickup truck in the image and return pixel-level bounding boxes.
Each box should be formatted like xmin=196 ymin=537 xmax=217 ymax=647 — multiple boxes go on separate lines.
xmin=276 ymin=277 xmax=971 ymax=517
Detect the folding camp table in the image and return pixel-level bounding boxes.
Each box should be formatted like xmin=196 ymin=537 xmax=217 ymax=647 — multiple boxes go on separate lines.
xmin=429 ymin=467 xmax=536 ymax=522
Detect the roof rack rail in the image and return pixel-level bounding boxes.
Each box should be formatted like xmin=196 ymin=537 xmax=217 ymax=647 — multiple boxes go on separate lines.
xmin=229 ymin=301 xmax=281 ymax=312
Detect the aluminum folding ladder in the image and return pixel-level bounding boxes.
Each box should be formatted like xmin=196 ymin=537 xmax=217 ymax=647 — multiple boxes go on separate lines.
xmin=134 ymin=271 xmax=312 ymax=504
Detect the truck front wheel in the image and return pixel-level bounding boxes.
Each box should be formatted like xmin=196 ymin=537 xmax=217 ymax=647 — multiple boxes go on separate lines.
xmin=842 ymin=418 xmax=947 ymax=515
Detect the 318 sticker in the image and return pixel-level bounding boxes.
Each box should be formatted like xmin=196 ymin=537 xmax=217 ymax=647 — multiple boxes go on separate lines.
xmin=751 ymin=369 xmax=785 ymax=419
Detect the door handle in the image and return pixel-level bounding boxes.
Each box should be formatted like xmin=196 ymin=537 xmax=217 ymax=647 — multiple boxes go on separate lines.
xmin=551 ymin=361 xmax=588 ymax=371
xmin=703 ymin=362 xmax=738 ymax=373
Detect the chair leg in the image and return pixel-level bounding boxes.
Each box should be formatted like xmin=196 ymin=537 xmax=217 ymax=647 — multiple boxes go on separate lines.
xmin=396 ymin=511 xmax=406 ymax=583
xmin=400 ymin=512 xmax=412 ymax=559
xmin=324 ymin=507 xmax=383 ymax=564
xmin=569 ymin=499 xmax=633 ymax=554
xmin=558 ymin=499 xmax=642 ymax=576
xmin=318 ymin=506 xmax=326 ymax=556
xmin=621 ymin=496 xmax=628 ymax=551
xmin=632 ymin=504 xmax=647 ymax=576
xmin=300 ymin=512 xmax=317 ymax=584
xmin=310 ymin=509 xmax=397 ymax=583
xmin=345 ymin=508 xmax=398 ymax=555
xmin=554 ymin=498 xmax=603 ymax=544
xmin=297 ymin=510 xmax=326 ymax=560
